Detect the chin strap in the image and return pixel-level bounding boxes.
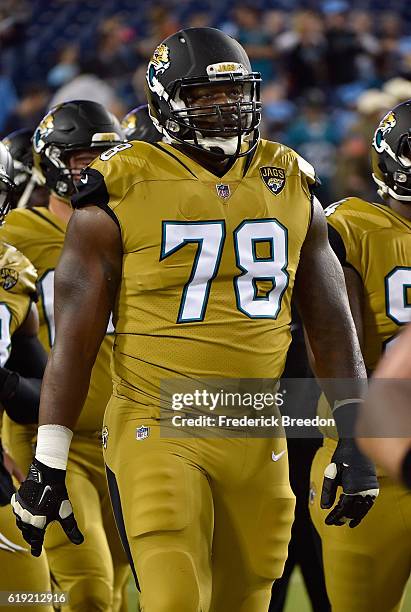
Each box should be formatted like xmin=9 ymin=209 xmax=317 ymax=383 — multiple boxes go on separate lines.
xmin=163 ymin=127 xmax=257 ymax=159
xmin=193 ymin=135 xmax=241 ymax=156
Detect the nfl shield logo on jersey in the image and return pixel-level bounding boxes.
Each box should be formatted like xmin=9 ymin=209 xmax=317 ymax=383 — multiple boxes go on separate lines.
xmin=259 ymin=166 xmax=286 ymax=195
xmin=216 ymin=184 xmax=231 ymax=199
xmin=136 ymin=426 xmax=150 ymax=441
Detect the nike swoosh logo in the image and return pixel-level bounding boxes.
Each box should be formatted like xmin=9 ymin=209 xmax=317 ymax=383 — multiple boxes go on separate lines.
xmin=271 ymin=450 xmax=286 ymax=462
xmin=38 ymin=485 xmax=51 ymax=506
xmin=80 ymin=175 xmax=88 ymax=184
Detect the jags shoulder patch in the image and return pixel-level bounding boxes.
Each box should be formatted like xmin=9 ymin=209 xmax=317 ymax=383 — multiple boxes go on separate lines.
xmin=260 ymin=166 xmax=286 ymax=195
xmin=0 ymin=243 xmax=37 ymax=295
xmin=0 ymin=267 xmax=18 ymax=290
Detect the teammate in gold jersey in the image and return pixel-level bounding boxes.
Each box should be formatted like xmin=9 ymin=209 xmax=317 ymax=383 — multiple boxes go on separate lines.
xmin=13 ymin=28 xmax=377 ymax=612
xmin=0 ymin=141 xmax=54 ymax=611
xmin=2 ymin=102 xmax=130 ymax=612
xmin=310 ymin=100 xmax=411 ymax=612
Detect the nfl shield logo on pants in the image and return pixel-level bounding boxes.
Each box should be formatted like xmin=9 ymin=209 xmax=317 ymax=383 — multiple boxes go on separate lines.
xmin=216 ymin=184 xmax=231 ymax=199
xmin=136 ymin=426 xmax=150 ymax=441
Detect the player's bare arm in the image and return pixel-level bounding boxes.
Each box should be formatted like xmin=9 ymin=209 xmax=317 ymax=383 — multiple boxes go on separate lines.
xmin=341 ymin=267 xmax=364 ymax=353
xmin=294 ymin=198 xmax=365 ymax=379
xmin=357 ymin=322 xmax=411 ymax=488
xmin=11 ymin=205 xmax=122 ymax=556
xmin=294 ymin=197 xmax=379 ymax=527
xmin=38 ymin=205 xmax=122 ymax=429
xmin=301 ymin=261 xmax=364 ymax=374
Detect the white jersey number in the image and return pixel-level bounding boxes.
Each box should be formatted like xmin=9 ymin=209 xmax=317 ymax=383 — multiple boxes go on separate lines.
xmin=161 ymin=219 xmax=289 ymax=323
xmin=234 ymin=220 xmax=288 ymax=318
xmin=384 ymin=266 xmax=411 ymax=349
xmin=39 ymin=269 xmax=55 ymax=346
xmin=0 ymin=304 xmax=12 ymax=367
xmin=160 ymin=221 xmax=225 ymax=323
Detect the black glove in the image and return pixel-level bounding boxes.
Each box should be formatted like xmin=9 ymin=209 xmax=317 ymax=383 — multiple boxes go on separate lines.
xmin=0 ymin=440 xmax=15 ymax=506
xmin=11 ymin=458 xmax=84 ymax=556
xmin=321 ymin=437 xmax=379 ymax=528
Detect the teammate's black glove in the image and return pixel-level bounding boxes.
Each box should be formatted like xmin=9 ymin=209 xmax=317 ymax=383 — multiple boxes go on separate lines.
xmin=11 ymin=458 xmax=84 ymax=556
xmin=321 ymin=437 xmax=379 ymax=528
xmin=0 ymin=440 xmax=15 ymax=506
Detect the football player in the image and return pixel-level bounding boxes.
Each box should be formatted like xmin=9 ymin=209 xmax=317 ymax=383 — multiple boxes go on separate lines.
xmin=121 ymin=104 xmax=161 ymax=143
xmin=12 ymin=28 xmax=376 ymax=612
xmin=310 ymin=100 xmax=411 ymax=611
xmin=2 ymin=129 xmax=47 ymax=209
xmin=2 ymin=101 xmax=130 ymax=611
xmin=0 ymin=141 xmax=53 ymax=610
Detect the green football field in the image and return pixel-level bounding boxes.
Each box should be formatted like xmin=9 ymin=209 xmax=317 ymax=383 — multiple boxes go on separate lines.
xmin=127 ymin=568 xmax=411 ymax=610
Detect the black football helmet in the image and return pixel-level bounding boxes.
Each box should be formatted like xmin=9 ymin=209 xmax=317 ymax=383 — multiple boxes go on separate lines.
xmin=32 ymin=100 xmax=124 ymax=200
xmin=2 ymin=129 xmax=33 ymax=196
xmin=145 ymin=27 xmax=261 ymax=158
xmin=372 ymin=100 xmax=411 ymax=201
xmin=121 ymin=105 xmax=161 ymax=143
xmin=0 ymin=141 xmax=16 ymax=224
xmin=1 ymin=128 xmax=41 ymax=208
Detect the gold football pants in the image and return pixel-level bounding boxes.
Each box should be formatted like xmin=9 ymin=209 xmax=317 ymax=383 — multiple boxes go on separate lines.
xmin=0 ymin=503 xmax=53 ymax=612
xmin=310 ymin=438 xmax=411 ymax=612
xmin=2 ymin=417 xmax=130 ymax=612
xmin=103 ymin=394 xmax=296 ymax=612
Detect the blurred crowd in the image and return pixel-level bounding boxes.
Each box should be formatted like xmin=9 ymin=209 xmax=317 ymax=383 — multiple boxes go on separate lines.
xmin=2 ymin=0 xmax=411 ymax=204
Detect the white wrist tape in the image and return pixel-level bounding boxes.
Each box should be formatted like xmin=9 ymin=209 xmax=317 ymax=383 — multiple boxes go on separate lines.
xmin=35 ymin=424 xmax=73 ymax=470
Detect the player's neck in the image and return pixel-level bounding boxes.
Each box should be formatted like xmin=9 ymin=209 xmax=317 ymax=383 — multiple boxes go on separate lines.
xmin=173 ymin=144 xmax=235 ymax=177
xmin=48 ymin=194 xmax=73 ymax=224
xmin=388 ymin=198 xmax=411 ymax=221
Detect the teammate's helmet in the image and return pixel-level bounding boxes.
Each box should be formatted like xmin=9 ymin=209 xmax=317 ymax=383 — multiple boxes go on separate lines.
xmin=372 ymin=100 xmax=411 ymax=201
xmin=2 ymin=129 xmax=34 ymax=200
xmin=145 ymin=27 xmax=261 ymax=158
xmin=121 ymin=105 xmax=161 ymax=143
xmin=32 ymin=100 xmax=124 ymax=199
xmin=0 ymin=141 xmax=16 ymax=224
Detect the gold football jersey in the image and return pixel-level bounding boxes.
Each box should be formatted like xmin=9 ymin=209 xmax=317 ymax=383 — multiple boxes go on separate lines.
xmin=0 ymin=207 xmax=114 ymax=432
xmin=75 ymin=139 xmax=315 ymax=409
xmin=326 ymin=197 xmax=411 ymax=370
xmin=0 ymin=241 xmax=37 ymax=366
xmin=0 ymin=242 xmax=36 ymax=437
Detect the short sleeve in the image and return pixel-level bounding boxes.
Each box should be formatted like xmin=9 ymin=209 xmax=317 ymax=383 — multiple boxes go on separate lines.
xmin=72 ymin=168 xmax=109 ymax=210
xmin=325 ymin=200 xmax=362 ymax=275
xmin=72 ymin=144 xmax=139 ymax=228
xmin=296 ymin=154 xmax=321 ymax=198
xmin=72 ymin=167 xmax=120 ymax=229
xmin=0 ymin=244 xmax=37 ymax=298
